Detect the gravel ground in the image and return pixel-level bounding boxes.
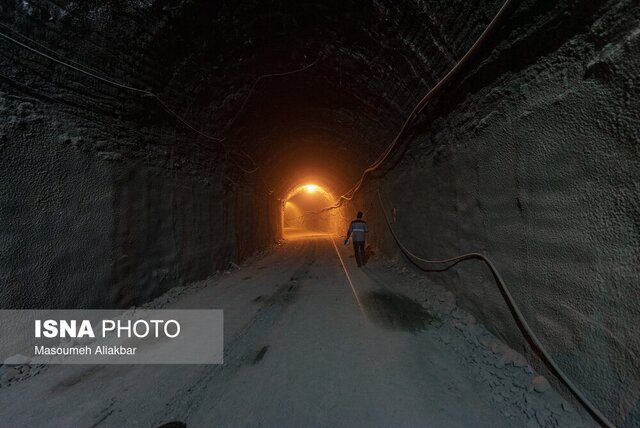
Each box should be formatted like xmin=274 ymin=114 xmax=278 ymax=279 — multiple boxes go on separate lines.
xmin=0 ymin=234 xmax=588 ymax=427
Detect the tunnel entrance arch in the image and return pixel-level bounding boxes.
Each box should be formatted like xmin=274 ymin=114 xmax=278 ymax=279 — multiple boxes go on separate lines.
xmin=282 ymin=183 xmax=342 ymax=239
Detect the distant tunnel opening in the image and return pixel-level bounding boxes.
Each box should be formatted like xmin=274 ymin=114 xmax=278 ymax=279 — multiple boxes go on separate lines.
xmin=282 ymin=183 xmax=341 ymax=239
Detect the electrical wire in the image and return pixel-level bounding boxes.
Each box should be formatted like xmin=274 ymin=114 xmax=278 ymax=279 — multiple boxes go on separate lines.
xmin=221 ymin=54 xmax=324 ymax=176
xmin=0 ymin=29 xmax=153 ymax=95
xmin=0 ymin=26 xmax=323 ymax=177
xmin=0 ymin=29 xmax=231 ymax=142
xmin=324 ymin=0 xmax=516 ymax=210
xmin=377 ymin=191 xmax=615 ymax=428
xmin=223 ymin=54 xmax=323 ymax=132
xmin=0 ymin=27 xmax=268 ymax=175
xmin=0 ymin=22 xmax=110 ymax=79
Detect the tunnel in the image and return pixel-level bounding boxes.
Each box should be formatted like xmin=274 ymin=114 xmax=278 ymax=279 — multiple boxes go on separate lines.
xmin=0 ymin=0 xmax=638 ymax=426
xmin=282 ymin=183 xmax=340 ymax=237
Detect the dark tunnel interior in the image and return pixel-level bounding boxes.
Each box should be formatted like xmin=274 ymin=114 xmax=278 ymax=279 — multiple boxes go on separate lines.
xmin=0 ymin=0 xmax=639 ymax=426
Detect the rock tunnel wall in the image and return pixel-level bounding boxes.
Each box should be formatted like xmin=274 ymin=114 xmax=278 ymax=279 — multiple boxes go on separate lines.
xmin=357 ymin=2 xmax=639 ymax=425
xmin=0 ymin=94 xmax=245 ymax=308
xmin=0 ymin=102 xmax=290 ymax=311
xmin=0 ymin=0 xmax=282 ymax=309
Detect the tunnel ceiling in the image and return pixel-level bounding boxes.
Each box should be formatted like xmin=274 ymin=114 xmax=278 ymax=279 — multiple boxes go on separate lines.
xmin=0 ymin=0 xmax=609 ymax=197
xmin=151 ymin=0 xmax=503 ymax=197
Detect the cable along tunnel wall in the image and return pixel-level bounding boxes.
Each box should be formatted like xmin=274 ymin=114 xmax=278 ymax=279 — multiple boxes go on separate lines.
xmin=351 ymin=3 xmax=640 ymax=425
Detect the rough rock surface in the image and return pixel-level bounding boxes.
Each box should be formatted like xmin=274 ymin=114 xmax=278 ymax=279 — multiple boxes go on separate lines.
xmin=0 ymin=0 xmax=638 ymax=425
xmin=358 ymin=3 xmax=640 ymax=425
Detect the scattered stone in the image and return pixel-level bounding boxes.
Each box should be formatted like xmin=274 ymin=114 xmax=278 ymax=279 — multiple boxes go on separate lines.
xmin=1 ymin=367 xmax=20 ymax=383
xmin=479 ymin=336 xmax=492 ymax=349
xmin=513 ymin=379 xmax=527 ymax=389
xmin=513 ymin=358 xmax=528 ymax=368
xmin=490 ymin=340 xmax=504 ymax=354
xmin=532 ymin=375 xmax=551 ymax=393
xmin=535 ymin=407 xmax=552 ymax=426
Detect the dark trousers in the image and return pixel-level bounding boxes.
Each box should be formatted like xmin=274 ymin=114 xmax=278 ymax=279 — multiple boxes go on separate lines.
xmin=353 ymin=241 xmax=366 ymax=266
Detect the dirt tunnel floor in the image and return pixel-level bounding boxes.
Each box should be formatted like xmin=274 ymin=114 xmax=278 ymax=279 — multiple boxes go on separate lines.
xmin=0 ymin=235 xmax=588 ymax=427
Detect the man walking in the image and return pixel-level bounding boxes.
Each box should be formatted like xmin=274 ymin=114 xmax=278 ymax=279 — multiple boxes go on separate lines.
xmin=344 ymin=211 xmax=368 ymax=267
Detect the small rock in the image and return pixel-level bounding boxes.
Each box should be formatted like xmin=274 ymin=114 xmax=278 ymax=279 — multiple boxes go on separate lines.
xmin=532 ymin=375 xmax=550 ymax=393
xmin=1 ymin=367 xmax=19 ymax=383
xmin=512 ymin=379 xmax=527 ymax=389
xmin=513 ymin=358 xmax=528 ymax=368
xmin=535 ymin=408 xmax=552 ymax=425
xmin=490 ymin=341 xmax=504 ymax=354
xmin=479 ymin=336 xmax=492 ymax=349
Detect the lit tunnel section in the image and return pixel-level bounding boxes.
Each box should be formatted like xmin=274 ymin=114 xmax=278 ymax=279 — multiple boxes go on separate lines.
xmin=281 ymin=182 xmax=345 ymax=239
xmin=267 ymin=160 xmax=356 ymax=241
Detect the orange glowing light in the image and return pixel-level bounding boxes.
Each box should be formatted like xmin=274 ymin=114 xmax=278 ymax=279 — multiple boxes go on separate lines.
xmin=304 ymin=184 xmax=318 ymax=193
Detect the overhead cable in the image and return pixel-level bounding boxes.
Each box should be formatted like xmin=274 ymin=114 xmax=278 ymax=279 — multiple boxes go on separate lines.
xmin=326 ymin=0 xmax=516 ymax=209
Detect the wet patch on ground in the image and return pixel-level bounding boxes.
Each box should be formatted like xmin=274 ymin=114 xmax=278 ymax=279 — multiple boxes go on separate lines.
xmin=242 ymin=276 xmax=252 ymax=280
xmin=252 ymin=346 xmax=269 ymax=365
xmin=252 ymin=295 xmax=263 ymax=302
xmin=361 ymin=291 xmax=439 ymax=333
